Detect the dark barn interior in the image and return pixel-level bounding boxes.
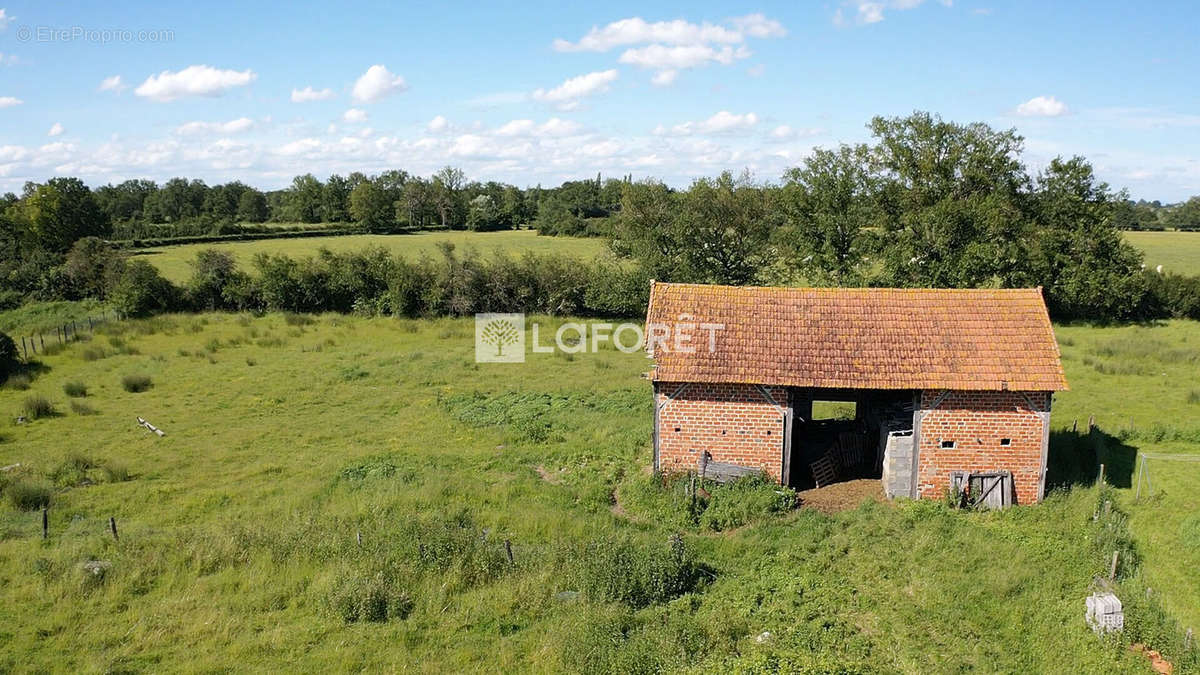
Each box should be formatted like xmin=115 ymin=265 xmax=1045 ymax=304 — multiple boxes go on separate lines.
xmin=785 ymin=388 xmax=916 ymax=491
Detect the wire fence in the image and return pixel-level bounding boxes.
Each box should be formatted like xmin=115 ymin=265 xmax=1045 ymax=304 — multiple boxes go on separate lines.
xmin=14 ymin=311 xmax=120 ymax=361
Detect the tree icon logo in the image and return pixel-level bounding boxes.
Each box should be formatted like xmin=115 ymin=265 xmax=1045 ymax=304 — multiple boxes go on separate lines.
xmin=475 ymin=313 xmax=526 ymax=363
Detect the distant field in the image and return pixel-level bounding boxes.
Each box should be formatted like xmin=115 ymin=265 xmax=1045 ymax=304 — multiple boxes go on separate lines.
xmin=1125 ymin=230 xmax=1200 ymax=273
xmin=137 ymin=230 xmax=608 ymax=282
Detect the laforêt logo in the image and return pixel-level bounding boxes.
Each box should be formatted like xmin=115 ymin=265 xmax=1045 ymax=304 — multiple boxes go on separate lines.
xmin=475 ymin=313 xmax=526 ymax=362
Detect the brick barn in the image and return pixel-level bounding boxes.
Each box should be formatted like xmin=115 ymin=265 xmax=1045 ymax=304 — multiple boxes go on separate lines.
xmin=646 ymin=283 xmax=1069 ymax=506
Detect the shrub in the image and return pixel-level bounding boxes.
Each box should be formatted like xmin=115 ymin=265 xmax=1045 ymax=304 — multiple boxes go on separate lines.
xmin=110 ymin=260 xmax=179 ymax=318
xmin=327 ymin=569 xmax=413 ymax=623
xmin=49 ymin=452 xmax=96 ymax=487
xmin=63 ymin=381 xmax=88 ymax=397
xmin=70 ymin=400 xmax=98 ymax=416
xmin=6 ymin=478 xmax=52 ymax=510
xmin=101 ymin=461 xmax=131 ymax=483
xmin=698 ymin=474 xmax=796 ymax=531
xmin=0 ymin=331 xmax=17 ymax=381
xmin=121 ymin=374 xmax=153 ymax=393
xmin=571 ymin=535 xmax=702 ymax=608
xmin=22 ymin=395 xmax=56 ymax=420
xmin=81 ymin=346 xmax=108 ymax=361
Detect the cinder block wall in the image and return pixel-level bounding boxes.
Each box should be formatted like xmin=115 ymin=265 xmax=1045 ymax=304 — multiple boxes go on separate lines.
xmin=915 ymin=390 xmax=1051 ymax=504
xmin=656 ymin=381 xmax=787 ymax=481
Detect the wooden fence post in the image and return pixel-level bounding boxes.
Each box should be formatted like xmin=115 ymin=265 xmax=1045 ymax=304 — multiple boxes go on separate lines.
xmin=1185 ymin=628 xmax=1193 ymax=651
xmin=109 ymin=517 xmax=119 ymax=541
xmin=504 ymin=539 xmax=514 ymax=565
xmin=42 ymin=508 xmax=48 ymax=539
xmin=1109 ymin=550 xmax=1119 ymax=581
xmin=20 ymin=336 xmax=27 ymax=359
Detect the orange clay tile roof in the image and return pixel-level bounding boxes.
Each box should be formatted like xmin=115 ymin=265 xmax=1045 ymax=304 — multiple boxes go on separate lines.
xmin=646 ymin=283 xmax=1067 ymax=392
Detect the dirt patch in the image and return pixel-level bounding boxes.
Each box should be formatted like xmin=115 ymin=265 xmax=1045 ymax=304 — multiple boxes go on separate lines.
xmin=535 ymin=465 xmax=564 ymax=484
xmin=1131 ymin=644 xmax=1173 ymax=675
xmin=797 ymin=479 xmax=885 ymax=514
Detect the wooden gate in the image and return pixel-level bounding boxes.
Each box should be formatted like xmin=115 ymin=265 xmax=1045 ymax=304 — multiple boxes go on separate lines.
xmin=949 ymin=471 xmax=1013 ymax=509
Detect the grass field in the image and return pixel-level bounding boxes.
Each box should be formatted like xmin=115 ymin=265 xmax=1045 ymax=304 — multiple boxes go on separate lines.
xmin=137 ymin=230 xmax=609 ymax=282
xmin=1125 ymin=230 xmax=1200 ymax=273
xmin=0 ymin=310 xmax=1196 ymax=671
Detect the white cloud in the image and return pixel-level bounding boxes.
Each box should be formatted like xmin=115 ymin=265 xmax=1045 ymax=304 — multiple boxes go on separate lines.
xmin=553 ymin=15 xmax=781 ymax=51
xmin=834 ymin=0 xmax=951 ymax=26
xmin=1015 ymin=95 xmax=1068 ymax=117
xmin=746 ymin=64 xmax=765 ymax=77
xmin=98 ymin=75 xmax=125 ymax=93
xmin=342 ymin=108 xmax=368 ymax=123
xmin=0 ymin=96 xmax=22 ymax=108
xmin=650 ymin=70 xmax=678 ymax=86
xmin=428 ymin=115 xmax=449 ymax=133
xmin=291 ymin=86 xmax=335 ymax=103
xmin=655 ymin=111 xmax=759 ymax=136
xmin=771 ymin=125 xmax=795 ymax=139
xmin=351 ymin=65 xmax=407 ymax=104
xmin=620 ymin=43 xmax=749 ymax=71
xmin=553 ymin=14 xmax=784 ymax=85
xmin=532 ymin=69 xmax=618 ymax=110
xmin=0 ymin=9 xmax=12 ymax=30
xmin=134 ymin=65 xmax=256 ymax=102
xmin=495 ymin=118 xmax=583 ymax=137
xmin=175 ymin=117 xmax=255 ymax=135
xmin=48 ymin=123 xmax=64 ymax=137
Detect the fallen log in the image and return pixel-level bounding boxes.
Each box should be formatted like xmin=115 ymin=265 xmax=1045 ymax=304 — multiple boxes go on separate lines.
xmin=137 ymin=417 xmax=166 ymax=437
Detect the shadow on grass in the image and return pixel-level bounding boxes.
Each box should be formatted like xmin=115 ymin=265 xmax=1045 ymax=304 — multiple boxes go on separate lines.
xmin=1046 ymin=427 xmax=1137 ymax=490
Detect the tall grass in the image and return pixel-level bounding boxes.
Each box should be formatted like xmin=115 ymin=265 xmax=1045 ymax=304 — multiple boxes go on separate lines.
xmin=120 ymin=374 xmax=153 ymax=393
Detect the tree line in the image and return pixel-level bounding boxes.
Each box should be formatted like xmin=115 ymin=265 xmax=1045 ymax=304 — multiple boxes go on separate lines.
xmin=2 ymin=111 xmax=1199 ymax=323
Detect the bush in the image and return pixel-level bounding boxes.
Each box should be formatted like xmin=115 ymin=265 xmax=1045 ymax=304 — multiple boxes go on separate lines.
xmin=22 ymin=395 xmax=56 ymax=419
xmin=70 ymin=400 xmax=98 ymax=416
xmin=110 ymin=260 xmax=178 ymax=318
xmin=101 ymin=461 xmax=131 ymax=483
xmin=698 ymin=474 xmax=796 ymax=531
xmin=5 ymin=477 xmax=52 ymax=510
xmin=0 ymin=331 xmax=17 ymax=381
xmin=121 ymin=374 xmax=153 ymax=393
xmin=327 ymin=569 xmax=414 ymax=623
xmin=49 ymin=452 xmax=97 ymax=487
xmin=63 ymin=381 xmax=88 ymax=397
xmin=571 ymin=535 xmax=702 ymax=608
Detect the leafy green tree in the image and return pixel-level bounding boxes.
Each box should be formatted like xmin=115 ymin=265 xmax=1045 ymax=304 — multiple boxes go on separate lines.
xmin=321 ymin=174 xmax=352 ymax=223
xmin=186 ymin=249 xmax=246 ymax=310
xmin=8 ymin=177 xmax=109 ymax=252
xmin=1030 ymin=157 xmax=1146 ymax=320
xmin=236 ymin=189 xmax=270 ymax=223
xmin=63 ymin=237 xmax=125 ymax=299
xmin=94 ymin=179 xmax=157 ymax=224
xmin=110 ymin=260 xmax=177 ymax=317
xmin=675 ymin=171 xmax=778 ymax=284
xmin=870 ymin=112 xmax=1032 ymax=289
xmin=349 ymin=179 xmax=395 ymax=232
xmin=611 ymin=179 xmax=682 ymax=281
xmin=432 ymin=166 xmax=466 ymax=229
xmin=284 ymin=174 xmax=325 ymax=223
xmin=1166 ymin=196 xmax=1200 ymax=231
xmin=778 ymin=144 xmax=878 ymax=285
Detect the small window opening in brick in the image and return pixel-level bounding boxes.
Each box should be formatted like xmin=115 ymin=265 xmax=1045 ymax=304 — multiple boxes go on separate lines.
xmin=1000 ymin=438 xmax=1011 ymax=446
xmin=766 ymin=429 xmax=772 ymax=435
xmin=941 ymin=440 xmax=956 ymax=449
xmin=674 ymin=427 xmax=680 ymax=432
xmin=721 ymin=430 xmax=726 ymax=435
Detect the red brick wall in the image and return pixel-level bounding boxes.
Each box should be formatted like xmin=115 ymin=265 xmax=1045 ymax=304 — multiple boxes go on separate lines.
xmin=655 ymin=382 xmax=787 ymax=481
xmin=915 ymin=390 xmax=1051 ymax=504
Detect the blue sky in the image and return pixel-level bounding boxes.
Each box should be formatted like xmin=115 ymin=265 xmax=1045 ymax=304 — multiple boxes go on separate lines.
xmin=0 ymin=0 xmax=1197 ymax=200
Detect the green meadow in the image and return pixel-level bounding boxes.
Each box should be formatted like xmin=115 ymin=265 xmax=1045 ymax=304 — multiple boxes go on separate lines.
xmin=136 ymin=230 xmax=609 ymax=283
xmin=0 ymin=310 xmax=1197 ymax=672
xmin=1124 ymin=230 xmax=1200 ymax=274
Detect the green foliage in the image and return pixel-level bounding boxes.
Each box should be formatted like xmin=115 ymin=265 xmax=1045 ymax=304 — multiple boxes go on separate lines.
xmin=0 ymin=332 xmax=16 ymax=381
xmin=120 ymin=373 xmax=153 ymax=393
xmin=698 ymin=475 xmax=796 ymax=531
xmin=110 ymin=260 xmax=177 ymax=317
xmin=62 ymin=381 xmax=87 ymax=397
xmin=69 ymin=399 xmax=97 ymax=416
xmin=4 ymin=373 xmax=30 ymax=390
xmin=326 ymin=569 xmax=413 ymax=623
xmin=4 ymin=477 xmax=52 ymax=510
xmin=49 ymin=452 xmax=97 ymax=487
xmin=570 ymin=535 xmax=702 ymax=608
xmin=22 ymin=394 xmax=55 ymax=419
